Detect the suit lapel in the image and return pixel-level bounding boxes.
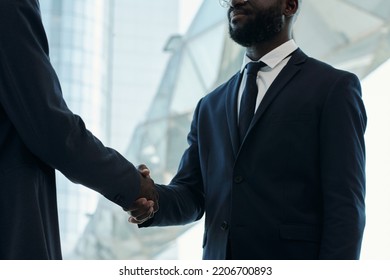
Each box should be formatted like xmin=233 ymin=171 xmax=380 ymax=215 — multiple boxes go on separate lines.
xmin=224 ymin=49 xmax=308 ymax=155
xmin=246 ymin=49 xmax=307 ymax=137
xmin=225 ymin=71 xmax=243 ymax=157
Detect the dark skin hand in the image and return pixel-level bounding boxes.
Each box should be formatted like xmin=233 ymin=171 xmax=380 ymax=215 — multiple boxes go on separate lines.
xmin=127 ymin=165 xmax=158 ymax=224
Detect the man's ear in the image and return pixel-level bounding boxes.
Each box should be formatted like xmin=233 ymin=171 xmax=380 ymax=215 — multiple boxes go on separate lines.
xmin=284 ymin=0 xmax=299 ymax=17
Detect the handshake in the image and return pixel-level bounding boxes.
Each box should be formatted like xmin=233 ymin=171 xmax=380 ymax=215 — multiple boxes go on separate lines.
xmin=127 ymin=164 xmax=159 ymax=224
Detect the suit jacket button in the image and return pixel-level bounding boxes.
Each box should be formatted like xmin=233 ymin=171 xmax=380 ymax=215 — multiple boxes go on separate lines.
xmin=234 ymin=176 xmax=243 ymax=184
xmin=221 ymin=221 xmax=229 ymax=231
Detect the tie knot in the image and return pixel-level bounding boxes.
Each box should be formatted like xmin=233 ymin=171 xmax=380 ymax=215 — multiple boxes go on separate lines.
xmin=246 ymin=61 xmax=266 ymax=75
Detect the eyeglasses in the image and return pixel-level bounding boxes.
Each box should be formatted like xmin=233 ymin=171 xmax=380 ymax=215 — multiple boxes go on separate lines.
xmin=219 ymin=0 xmax=249 ymax=8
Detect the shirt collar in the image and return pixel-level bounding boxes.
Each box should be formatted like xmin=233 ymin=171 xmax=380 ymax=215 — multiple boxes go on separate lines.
xmin=240 ymin=39 xmax=298 ymax=73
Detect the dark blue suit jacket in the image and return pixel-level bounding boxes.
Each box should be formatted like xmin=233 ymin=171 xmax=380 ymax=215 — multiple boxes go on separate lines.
xmin=0 ymin=0 xmax=140 ymax=259
xmin=143 ymin=48 xmax=367 ymax=260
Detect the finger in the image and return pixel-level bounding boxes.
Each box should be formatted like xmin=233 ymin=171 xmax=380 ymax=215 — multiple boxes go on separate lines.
xmin=129 ymin=216 xmax=144 ymax=224
xmin=130 ymin=206 xmax=153 ymax=219
xmin=140 ymin=169 xmax=150 ymax=178
xmin=128 ymin=200 xmax=154 ymax=218
xmin=137 ymin=164 xmax=147 ymax=169
xmin=137 ymin=164 xmax=151 ymax=177
xmin=127 ymin=197 xmax=148 ymax=212
xmin=129 ymin=206 xmax=154 ymax=224
xmin=153 ymin=200 xmax=159 ymax=213
xmin=129 ymin=215 xmax=151 ymax=224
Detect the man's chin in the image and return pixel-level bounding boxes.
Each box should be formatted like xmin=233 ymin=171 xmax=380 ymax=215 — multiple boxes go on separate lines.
xmin=229 ymin=21 xmax=245 ymax=34
xmin=229 ymin=28 xmax=252 ymax=47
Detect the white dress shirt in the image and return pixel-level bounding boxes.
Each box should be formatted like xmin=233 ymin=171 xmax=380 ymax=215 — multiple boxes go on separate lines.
xmin=237 ymin=39 xmax=298 ymax=121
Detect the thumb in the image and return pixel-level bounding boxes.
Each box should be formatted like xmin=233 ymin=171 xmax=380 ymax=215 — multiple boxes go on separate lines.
xmin=137 ymin=164 xmax=151 ymax=177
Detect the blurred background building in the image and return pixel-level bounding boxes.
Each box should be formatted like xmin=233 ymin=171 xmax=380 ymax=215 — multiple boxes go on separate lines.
xmin=39 ymin=0 xmax=390 ymax=259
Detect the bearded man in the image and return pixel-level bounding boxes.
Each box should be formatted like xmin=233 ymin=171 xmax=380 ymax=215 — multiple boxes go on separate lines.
xmin=129 ymin=0 xmax=367 ymax=260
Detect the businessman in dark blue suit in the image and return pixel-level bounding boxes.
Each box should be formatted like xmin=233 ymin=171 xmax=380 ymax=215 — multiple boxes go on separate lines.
xmin=0 ymin=0 xmax=157 ymax=259
xmin=129 ymin=0 xmax=366 ymax=259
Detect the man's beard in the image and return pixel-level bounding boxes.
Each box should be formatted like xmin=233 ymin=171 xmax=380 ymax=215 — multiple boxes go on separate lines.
xmin=228 ymin=4 xmax=283 ymax=47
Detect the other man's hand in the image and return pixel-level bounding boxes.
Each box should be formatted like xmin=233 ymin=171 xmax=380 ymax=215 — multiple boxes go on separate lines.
xmin=127 ymin=164 xmax=158 ymax=224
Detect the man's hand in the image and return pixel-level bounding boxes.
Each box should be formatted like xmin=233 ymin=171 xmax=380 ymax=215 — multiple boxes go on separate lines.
xmin=137 ymin=164 xmax=159 ymax=212
xmin=127 ymin=164 xmax=159 ymax=224
xmin=127 ymin=198 xmax=155 ymax=224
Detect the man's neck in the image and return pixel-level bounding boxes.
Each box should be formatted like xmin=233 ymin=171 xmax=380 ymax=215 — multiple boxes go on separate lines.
xmin=245 ymin=34 xmax=292 ymax=61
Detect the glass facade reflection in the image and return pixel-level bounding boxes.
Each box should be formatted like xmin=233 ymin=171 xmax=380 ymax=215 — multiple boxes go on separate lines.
xmin=109 ymin=0 xmax=180 ymax=152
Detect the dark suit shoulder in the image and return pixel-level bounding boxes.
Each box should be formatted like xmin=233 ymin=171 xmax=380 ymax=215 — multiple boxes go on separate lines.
xmin=0 ymin=0 xmax=40 ymax=20
xmin=305 ymin=55 xmax=358 ymax=81
xmin=293 ymin=49 xmax=358 ymax=80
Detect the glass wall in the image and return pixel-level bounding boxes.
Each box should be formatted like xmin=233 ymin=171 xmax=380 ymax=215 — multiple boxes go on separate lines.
xmin=108 ymin=0 xmax=180 ymax=152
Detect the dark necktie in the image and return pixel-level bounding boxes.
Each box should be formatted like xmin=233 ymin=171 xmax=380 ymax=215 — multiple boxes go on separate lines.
xmin=238 ymin=61 xmax=265 ymax=143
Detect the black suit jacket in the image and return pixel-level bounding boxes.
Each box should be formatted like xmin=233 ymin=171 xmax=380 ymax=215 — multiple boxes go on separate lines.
xmin=0 ymin=0 xmax=140 ymax=259
xmin=143 ymin=48 xmax=367 ymax=260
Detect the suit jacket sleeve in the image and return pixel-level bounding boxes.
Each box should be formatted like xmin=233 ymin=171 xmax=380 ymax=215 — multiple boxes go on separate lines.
xmin=0 ymin=0 xmax=140 ymax=208
xmin=319 ymin=72 xmax=367 ymax=259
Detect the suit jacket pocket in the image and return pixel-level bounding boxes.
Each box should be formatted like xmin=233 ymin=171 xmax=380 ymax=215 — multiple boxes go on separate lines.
xmin=279 ymin=224 xmax=321 ymax=243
